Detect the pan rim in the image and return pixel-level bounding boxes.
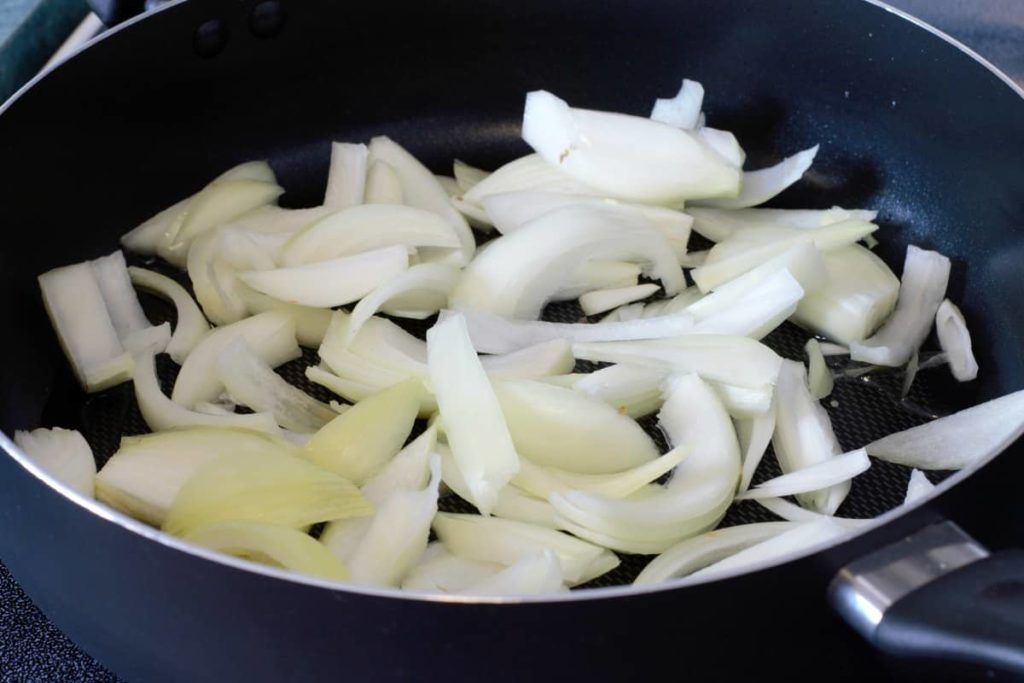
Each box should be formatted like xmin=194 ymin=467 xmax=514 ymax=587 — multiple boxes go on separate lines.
xmin=1 ymin=0 xmax=1022 ymax=605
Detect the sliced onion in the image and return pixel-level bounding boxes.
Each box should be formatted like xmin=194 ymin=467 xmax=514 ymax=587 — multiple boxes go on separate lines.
xmin=216 ymin=340 xmax=334 ymax=432
xmin=736 ymin=401 xmax=777 ymax=493
xmin=737 ymin=448 xmax=870 ymax=501
xmin=696 ymin=127 xmax=746 ymax=168
xmin=772 ymin=360 xmax=848 ymax=514
xmin=324 ymin=142 xmax=368 ymax=208
xmin=904 ymin=469 xmax=936 ymax=505
xmin=459 ymin=549 xmax=566 ymax=595
xmin=341 ymin=263 xmax=460 ymax=346
xmin=238 ymin=287 xmax=332 ymax=347
xmin=462 ymin=154 xmax=599 ymax=206
xmin=360 ymin=161 xmax=401 ymax=205
xmin=579 ymin=284 xmax=660 ymax=316
xmin=650 ymin=78 xmax=704 ymax=130
xmin=128 ymin=267 xmax=209 ymax=363
xmin=553 ymin=260 xmax=642 ymax=300
xmin=690 ymin=268 xmax=806 ymax=340
xmin=490 ymin=486 xmax=559 ymax=529
xmin=134 ymin=350 xmax=280 ymax=434
xmin=819 ymin=342 xmax=850 ymax=356
xmin=935 ymin=299 xmax=978 ymax=381
xmin=223 ymin=204 xmax=337 ymax=234
xmin=522 ymin=90 xmax=741 ymax=204
xmin=634 ymin=522 xmax=798 ymax=584
xmin=163 ymin=448 xmax=371 ymax=537
xmin=38 ymin=261 xmax=133 ymax=392
xmin=172 ymin=311 xmax=300 ymax=408
xmin=805 ymin=339 xmax=834 ymax=399
xmin=851 ymin=245 xmax=950 ymax=366
xmin=793 ymin=245 xmax=900 ymax=346
xmin=89 ymin=251 xmax=158 ymax=353
xmin=692 ymin=220 xmax=877 ymax=292
xmin=753 ymin=497 xmax=870 ymax=528
xmin=14 ymin=427 xmax=96 ymax=497
xmin=432 ymin=513 xmax=619 ymax=586
xmin=184 ymin=520 xmax=349 ymax=580
xmin=96 ymin=428 xmax=296 ymax=527
xmin=450 ymin=204 xmax=684 ymax=319
xmin=427 ymin=313 xmax=520 ymax=514
xmin=279 ymin=204 xmax=461 ymax=267
xmin=695 ymin=146 xmax=818 ymax=209
xmin=453 ymin=160 xmax=490 ymax=192
xmin=401 ymin=544 xmax=505 ymax=593
xmin=688 ymin=206 xmax=877 ymax=243
xmin=367 ymin=136 xmax=475 ymax=264
xmin=303 ymin=378 xmax=422 ymax=484
xmin=452 ymin=307 xmax=694 ymax=354
xmin=573 ymin=335 xmax=782 ymax=389
xmin=495 ymin=379 xmax=660 ymax=474
xmin=513 ymin=445 xmax=688 ymax=499
xmin=242 ymin=245 xmax=409 ymax=308
xmin=866 ymin=388 xmax=1024 ymax=470
xmin=480 ymin=339 xmax=574 ymax=380
xmin=571 ymin=364 xmax=666 ymax=418
xmin=550 ymin=374 xmax=740 ymax=553
xmin=688 ymin=518 xmax=848 ymax=581
xmin=187 ymin=225 xmax=281 ymax=325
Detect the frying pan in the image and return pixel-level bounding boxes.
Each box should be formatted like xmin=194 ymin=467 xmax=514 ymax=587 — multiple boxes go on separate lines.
xmin=1 ymin=0 xmax=1023 ymax=680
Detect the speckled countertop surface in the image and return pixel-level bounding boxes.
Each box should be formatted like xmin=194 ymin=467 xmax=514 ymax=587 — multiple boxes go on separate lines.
xmin=1 ymin=1 xmax=1023 ymax=681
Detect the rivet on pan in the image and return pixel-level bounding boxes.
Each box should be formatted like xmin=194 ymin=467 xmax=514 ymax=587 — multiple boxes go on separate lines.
xmin=194 ymin=18 xmax=229 ymax=59
xmin=250 ymin=1 xmax=287 ymax=39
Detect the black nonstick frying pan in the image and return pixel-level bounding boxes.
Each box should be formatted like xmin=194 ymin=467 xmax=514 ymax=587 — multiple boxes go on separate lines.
xmin=1 ymin=0 xmax=1023 ymax=681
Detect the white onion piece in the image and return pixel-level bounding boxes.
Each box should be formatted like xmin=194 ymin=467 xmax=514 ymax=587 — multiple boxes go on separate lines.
xmin=753 ymin=497 xmax=870 ymax=528
xmin=904 ymin=469 xmax=936 ymax=504
xmin=580 ymin=284 xmax=660 ymax=316
xmin=688 ymin=206 xmax=878 ymax=243
xmin=341 ymin=264 xmax=460 ymax=346
xmin=634 ymin=521 xmax=797 ymax=584
xmin=241 ymin=245 xmax=409 ymax=308
xmin=216 ymin=340 xmax=334 ymax=433
xmin=401 ymin=544 xmax=504 ymax=593
xmin=692 ymin=220 xmax=877 ymax=293
xmin=14 ymin=427 xmax=96 ymax=497
xmin=89 ymin=251 xmax=155 ymax=352
xmin=427 ymin=313 xmax=519 ymax=514
xmin=550 ymin=374 xmax=740 ymax=553
xmin=340 ymin=456 xmax=441 ymax=586
xmin=324 ymin=142 xmax=368 ymax=208
xmin=453 ymin=160 xmax=489 ymax=192
xmin=573 ymin=336 xmax=782 ymax=389
xmin=696 ymin=146 xmax=819 ymax=210
xmin=128 ymin=267 xmax=210 ymax=363
xmin=935 ymin=299 xmax=978 ymax=381
xmin=224 ymin=205 xmax=337 ymax=234
xmin=362 ymin=160 xmax=404 ymax=205
xmin=480 ymin=339 xmax=575 ymax=380
xmin=491 ymin=486 xmax=559 ymax=529
xmin=598 ymin=303 xmax=639 ymax=323
xmin=713 ymin=382 xmax=775 ymax=418
xmin=459 ymin=550 xmax=566 ymax=596
xmin=819 ymin=342 xmax=850 ymax=356
xmin=495 ymin=379 xmax=660 ymax=474
xmin=437 ymin=175 xmax=460 ymax=197
xmin=688 ymin=518 xmax=848 ymax=581
xmin=172 ymin=311 xmax=300 ymax=407
xmin=237 ymin=287 xmax=332 ymax=348
xmin=737 ymin=448 xmax=869 ymax=501
xmin=462 ymin=154 xmax=599 ymax=206
xmin=772 ymin=360 xmax=848 ymax=514
xmin=554 ymin=260 xmax=642 ymax=300
xmin=793 ymin=245 xmax=900 ymax=346
xmin=306 ymin=365 xmax=390 ymax=408
xmin=367 ymin=136 xmax=475 ymax=264
xmin=851 ymin=245 xmax=950 ymax=366
xmin=161 ymin=179 xmax=284 ymax=266
xmin=514 ymin=445 xmax=688 ymax=500
xmin=866 ymin=389 xmax=1024 ymax=470
xmin=805 ymin=339 xmax=834 ymax=399
xmin=432 ymin=513 xmax=619 ymax=586
xmin=133 ymin=351 xmax=279 ymax=434
xmin=450 ymin=195 xmax=493 ymax=232
xmin=451 ymin=308 xmax=694 ymax=354
xmin=650 ymin=78 xmax=704 ymax=130
xmin=450 ymin=204 xmax=684 ymax=319
xmin=194 ymin=400 xmax=238 ymax=416
xmin=690 ymin=269 xmax=805 ymax=340
xmin=522 ymin=90 xmax=741 ymax=204
xmin=280 ymin=204 xmax=461 ymax=267
xmin=736 ymin=401 xmax=777 ymax=493
xmin=38 ymin=261 xmax=133 ymax=392
xmin=696 ymin=127 xmax=746 ymax=169
xmin=572 ymin=364 xmax=665 ymax=418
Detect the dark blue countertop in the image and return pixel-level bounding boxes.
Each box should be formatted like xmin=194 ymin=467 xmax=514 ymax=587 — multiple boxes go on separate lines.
xmin=1 ymin=1 xmax=1022 ymax=681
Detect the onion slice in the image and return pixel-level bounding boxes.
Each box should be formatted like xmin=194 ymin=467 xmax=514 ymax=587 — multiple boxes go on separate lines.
xmin=688 ymin=206 xmax=877 ymax=243
xmin=736 ymin=401 xmax=777 ymax=493
xmin=401 ymin=545 xmax=504 ymax=593
xmin=805 ymin=339 xmax=834 ymax=399
xmin=364 ymin=160 xmax=404 ymax=204
xmin=650 ymin=78 xmax=704 ymax=130
xmin=580 ymin=284 xmax=660 ymax=317
xmin=851 ymin=245 xmax=951 ymax=366
xmin=935 ymin=299 xmax=978 ymax=381
xmin=462 ymin=154 xmax=599 ymax=206
xmin=14 ymin=427 xmax=96 ymax=497
xmin=513 ymin=445 xmax=688 ymax=499
xmin=695 ymin=146 xmax=819 ymax=210
xmin=427 ymin=313 xmax=519 ymax=515
xmin=737 ymin=448 xmax=870 ymax=501
xmin=128 ymin=267 xmax=210 ymax=363
xmin=904 ymin=469 xmax=935 ymax=504
xmin=458 ymin=549 xmax=566 ymax=595
xmin=634 ymin=522 xmax=798 ymax=584
xmin=324 ymin=142 xmax=368 ymax=208
xmin=866 ymin=388 xmax=1024 ymax=470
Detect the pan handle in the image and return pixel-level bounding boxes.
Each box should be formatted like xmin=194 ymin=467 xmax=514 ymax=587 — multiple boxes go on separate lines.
xmin=829 ymin=521 xmax=1024 ymax=681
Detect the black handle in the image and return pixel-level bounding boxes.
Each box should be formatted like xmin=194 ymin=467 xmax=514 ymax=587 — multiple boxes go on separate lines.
xmin=875 ymin=550 xmax=1024 ymax=681
xmin=87 ymin=0 xmax=147 ymax=26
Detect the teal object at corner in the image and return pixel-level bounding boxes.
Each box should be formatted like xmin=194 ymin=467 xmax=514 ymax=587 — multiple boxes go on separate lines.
xmin=0 ymin=0 xmax=87 ymax=102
